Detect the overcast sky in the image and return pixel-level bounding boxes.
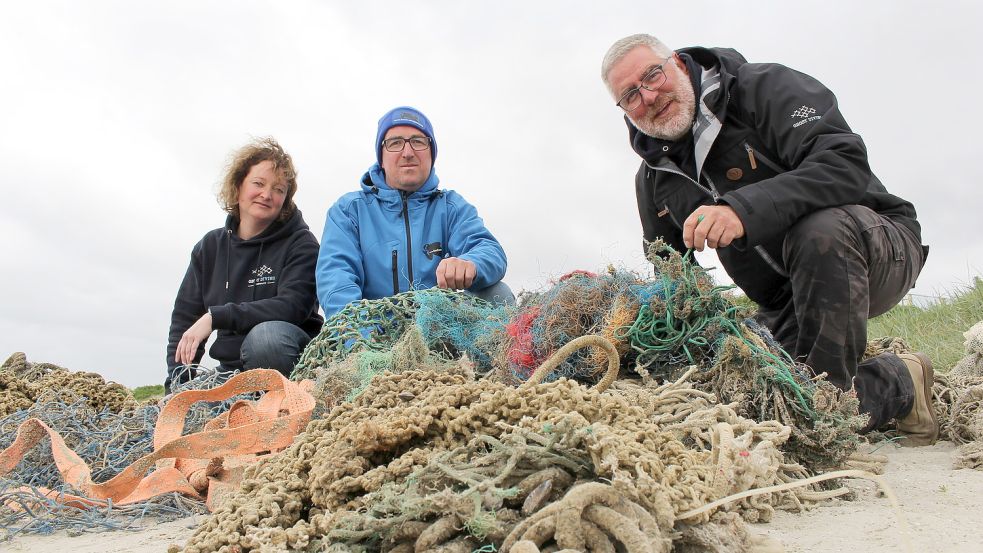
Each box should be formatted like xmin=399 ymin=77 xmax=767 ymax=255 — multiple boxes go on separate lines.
xmin=1 ymin=1 xmax=980 ymax=388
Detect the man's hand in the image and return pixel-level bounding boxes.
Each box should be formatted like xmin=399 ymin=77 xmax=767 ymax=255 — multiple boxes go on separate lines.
xmin=436 ymin=257 xmax=477 ymax=290
xmin=175 ymin=312 xmax=213 ymax=366
xmin=683 ymin=205 xmax=745 ymax=251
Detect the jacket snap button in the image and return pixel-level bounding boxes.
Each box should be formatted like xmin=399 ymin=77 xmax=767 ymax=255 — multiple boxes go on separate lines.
xmin=726 ymin=167 xmax=743 ymax=181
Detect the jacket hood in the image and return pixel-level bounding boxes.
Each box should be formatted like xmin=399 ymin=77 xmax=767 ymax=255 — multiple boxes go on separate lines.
xmin=360 ymin=163 xmax=441 ymax=203
xmin=224 ymin=208 xmax=311 ymax=246
xmin=679 ymin=46 xmax=747 ymax=80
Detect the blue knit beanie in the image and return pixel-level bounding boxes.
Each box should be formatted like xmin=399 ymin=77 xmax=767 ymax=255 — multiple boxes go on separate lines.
xmin=375 ymin=106 xmax=437 ymax=165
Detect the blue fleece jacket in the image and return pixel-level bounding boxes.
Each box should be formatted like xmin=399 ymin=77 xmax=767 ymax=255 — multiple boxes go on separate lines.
xmin=316 ymin=164 xmax=507 ymax=317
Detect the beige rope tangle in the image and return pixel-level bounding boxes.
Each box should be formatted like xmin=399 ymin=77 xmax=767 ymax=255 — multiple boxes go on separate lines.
xmin=522 ymin=335 xmax=620 ymax=391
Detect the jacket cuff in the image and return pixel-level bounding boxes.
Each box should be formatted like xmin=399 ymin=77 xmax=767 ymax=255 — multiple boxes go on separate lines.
xmin=458 ymin=255 xmax=492 ymax=290
xmin=209 ymin=305 xmax=232 ymax=330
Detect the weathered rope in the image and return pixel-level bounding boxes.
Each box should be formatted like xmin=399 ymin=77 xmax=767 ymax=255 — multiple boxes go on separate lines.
xmin=523 ymin=335 xmax=619 ymax=392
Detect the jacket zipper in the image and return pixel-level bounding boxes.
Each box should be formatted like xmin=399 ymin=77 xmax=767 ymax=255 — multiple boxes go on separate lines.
xmin=753 ymin=245 xmax=789 ymax=277
xmin=391 ymin=249 xmax=399 ymax=295
xmin=400 ymin=192 xmax=415 ymax=288
xmin=741 ymin=142 xmax=789 ymax=276
xmin=646 ymin=161 xmax=719 ymax=201
xmin=665 ymin=205 xmax=683 ymax=228
xmin=743 ymin=142 xmax=784 ymax=173
xmin=744 ymin=144 xmax=758 ymax=169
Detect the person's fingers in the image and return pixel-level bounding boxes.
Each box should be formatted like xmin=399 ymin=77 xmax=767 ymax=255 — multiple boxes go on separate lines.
xmin=184 ymin=337 xmax=195 ymax=365
xmin=454 ymin=262 xmax=467 ymax=289
xmin=718 ymin=227 xmax=736 ymax=248
xmin=436 ymin=260 xmax=448 ymax=288
xmin=717 ymin=229 xmax=730 ymax=249
xmin=706 ymin=222 xmax=726 ymax=249
xmin=683 ymin=212 xmax=698 ymax=249
xmin=692 ymin=216 xmax=709 ymax=252
xmin=464 ymin=262 xmax=476 ymax=288
xmin=451 ymin=262 xmax=461 ymax=288
xmin=177 ymin=328 xmax=205 ymax=365
xmin=177 ymin=336 xmax=190 ymax=365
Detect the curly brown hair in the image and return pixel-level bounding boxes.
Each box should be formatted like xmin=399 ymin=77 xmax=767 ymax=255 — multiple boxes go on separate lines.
xmin=217 ymin=137 xmax=298 ymax=222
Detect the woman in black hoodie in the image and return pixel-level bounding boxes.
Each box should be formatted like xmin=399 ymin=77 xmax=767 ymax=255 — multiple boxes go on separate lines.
xmin=165 ymin=138 xmax=323 ymax=390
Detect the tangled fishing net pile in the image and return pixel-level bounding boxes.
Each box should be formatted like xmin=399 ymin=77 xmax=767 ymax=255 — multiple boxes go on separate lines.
xmin=0 ymin=352 xmax=132 ymax=417
xmin=944 ymin=321 xmax=983 ymax=467
xmin=0 ymin=355 xmax=236 ymax=538
xmin=174 ymin=243 xmax=873 ymax=553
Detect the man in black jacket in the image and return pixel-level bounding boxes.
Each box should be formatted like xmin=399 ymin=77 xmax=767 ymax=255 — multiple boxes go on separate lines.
xmin=601 ymin=33 xmax=937 ymax=445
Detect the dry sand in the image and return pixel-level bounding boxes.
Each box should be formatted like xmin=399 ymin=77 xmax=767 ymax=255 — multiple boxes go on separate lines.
xmin=754 ymin=441 xmax=983 ymax=553
xmin=5 ymin=441 xmax=982 ymax=553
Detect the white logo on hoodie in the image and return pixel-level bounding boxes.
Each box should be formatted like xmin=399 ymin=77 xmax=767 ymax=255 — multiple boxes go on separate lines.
xmin=248 ymin=265 xmax=277 ymax=287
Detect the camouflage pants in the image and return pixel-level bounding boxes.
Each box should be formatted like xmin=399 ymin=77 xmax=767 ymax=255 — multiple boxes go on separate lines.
xmin=756 ymin=205 xmax=927 ymax=431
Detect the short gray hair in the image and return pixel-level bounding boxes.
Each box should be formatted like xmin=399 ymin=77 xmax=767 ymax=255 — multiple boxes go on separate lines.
xmin=600 ymin=34 xmax=674 ymax=95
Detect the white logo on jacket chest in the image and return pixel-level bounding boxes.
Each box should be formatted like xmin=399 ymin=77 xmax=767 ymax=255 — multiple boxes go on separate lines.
xmin=248 ymin=264 xmax=277 ymax=288
xmin=791 ymin=105 xmax=822 ymax=127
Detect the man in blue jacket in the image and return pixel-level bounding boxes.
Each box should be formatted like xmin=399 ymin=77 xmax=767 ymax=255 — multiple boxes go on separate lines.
xmin=316 ymin=106 xmax=511 ymax=318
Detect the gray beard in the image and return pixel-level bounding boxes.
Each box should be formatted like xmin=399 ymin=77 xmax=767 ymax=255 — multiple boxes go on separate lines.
xmin=632 ymin=102 xmax=696 ymax=140
xmin=630 ymin=78 xmax=697 ymax=141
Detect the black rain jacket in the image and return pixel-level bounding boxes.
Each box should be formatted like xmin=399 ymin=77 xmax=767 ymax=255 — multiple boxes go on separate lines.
xmin=165 ymin=209 xmax=323 ymax=387
xmin=630 ymin=47 xmax=922 ymax=308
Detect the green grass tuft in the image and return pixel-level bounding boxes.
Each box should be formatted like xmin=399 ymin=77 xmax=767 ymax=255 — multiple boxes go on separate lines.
xmin=868 ymin=277 xmax=983 ymax=372
xmin=131 ymin=384 xmax=165 ymax=401
xmin=727 ymin=277 xmax=982 ymax=373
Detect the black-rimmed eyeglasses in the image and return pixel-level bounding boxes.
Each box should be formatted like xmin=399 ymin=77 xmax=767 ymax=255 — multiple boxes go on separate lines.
xmin=616 ymin=63 xmax=668 ymax=112
xmin=382 ymin=136 xmax=431 ymax=152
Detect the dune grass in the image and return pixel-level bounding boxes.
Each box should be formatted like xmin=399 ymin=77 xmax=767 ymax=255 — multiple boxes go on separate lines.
xmin=131 ymin=384 xmax=165 ymax=401
xmin=867 ymin=277 xmax=982 ymax=372
xmin=727 ymin=277 xmax=981 ymax=373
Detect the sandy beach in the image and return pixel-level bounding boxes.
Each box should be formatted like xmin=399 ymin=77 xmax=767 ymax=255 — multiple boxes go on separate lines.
xmin=755 ymin=441 xmax=983 ymax=553
xmin=5 ymin=441 xmax=981 ymax=553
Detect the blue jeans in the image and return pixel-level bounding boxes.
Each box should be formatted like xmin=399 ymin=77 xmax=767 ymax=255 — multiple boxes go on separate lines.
xmin=236 ymin=321 xmax=312 ymax=378
xmin=467 ymin=280 xmax=516 ymax=306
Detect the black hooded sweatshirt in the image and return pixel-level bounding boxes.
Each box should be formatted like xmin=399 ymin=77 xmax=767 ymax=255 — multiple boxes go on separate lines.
xmin=166 ymin=209 xmax=323 ymax=387
xmin=629 ymin=47 xmax=923 ymax=309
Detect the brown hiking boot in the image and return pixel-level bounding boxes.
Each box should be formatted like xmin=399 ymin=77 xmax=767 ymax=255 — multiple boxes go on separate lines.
xmin=896 ymin=352 xmax=940 ymax=446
